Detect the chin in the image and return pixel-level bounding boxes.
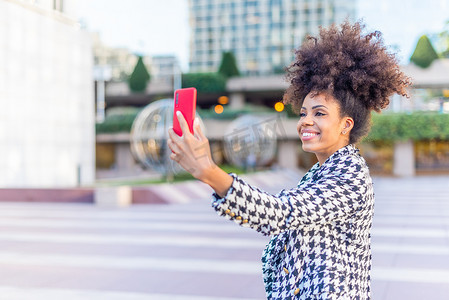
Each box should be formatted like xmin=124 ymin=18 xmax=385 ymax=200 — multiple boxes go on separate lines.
xmin=301 ymin=143 xmax=316 ymax=154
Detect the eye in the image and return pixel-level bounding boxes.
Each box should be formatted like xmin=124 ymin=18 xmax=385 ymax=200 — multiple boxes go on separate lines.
xmin=299 ymin=112 xmax=306 ymax=118
xmin=315 ymin=111 xmax=326 ymax=116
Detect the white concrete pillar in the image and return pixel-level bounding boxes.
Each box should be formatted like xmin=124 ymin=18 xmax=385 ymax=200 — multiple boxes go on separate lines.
xmin=277 ymin=140 xmax=299 ymax=169
xmin=393 ymin=140 xmax=415 ymax=177
xmin=95 ymin=186 xmax=132 ymax=207
xmin=229 ymin=92 xmax=245 ymax=109
xmin=96 ymin=80 xmax=106 ymax=123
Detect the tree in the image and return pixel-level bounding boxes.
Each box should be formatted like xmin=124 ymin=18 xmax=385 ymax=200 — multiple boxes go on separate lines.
xmin=410 ymin=35 xmax=439 ymax=68
xmin=218 ymin=51 xmax=240 ymax=78
xmin=128 ymin=56 xmax=150 ymax=93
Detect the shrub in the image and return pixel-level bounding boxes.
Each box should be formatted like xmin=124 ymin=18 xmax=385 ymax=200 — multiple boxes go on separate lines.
xmin=366 ymin=112 xmax=449 ymax=141
xmin=182 ymin=72 xmax=226 ymax=93
xmin=96 ymin=108 xmax=140 ymax=134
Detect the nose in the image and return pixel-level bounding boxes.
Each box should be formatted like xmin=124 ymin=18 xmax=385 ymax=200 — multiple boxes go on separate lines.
xmin=297 ymin=115 xmax=313 ymax=132
xmin=300 ymin=114 xmax=314 ymax=126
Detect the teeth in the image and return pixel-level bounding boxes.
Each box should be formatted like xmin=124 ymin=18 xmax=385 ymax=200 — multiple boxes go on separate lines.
xmin=303 ymin=132 xmax=317 ymax=137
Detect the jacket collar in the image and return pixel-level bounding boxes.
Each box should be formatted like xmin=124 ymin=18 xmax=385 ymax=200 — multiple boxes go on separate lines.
xmin=320 ymin=144 xmax=358 ymax=167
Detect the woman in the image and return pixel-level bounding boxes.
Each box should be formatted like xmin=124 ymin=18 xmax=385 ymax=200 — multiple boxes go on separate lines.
xmin=167 ymin=21 xmax=410 ymax=299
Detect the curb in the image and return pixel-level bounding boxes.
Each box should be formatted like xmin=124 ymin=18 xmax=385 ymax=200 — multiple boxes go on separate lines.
xmin=0 ymin=168 xmax=305 ymax=205
xmin=0 ymin=188 xmax=94 ymax=203
xmin=132 ymin=167 xmax=305 ymax=204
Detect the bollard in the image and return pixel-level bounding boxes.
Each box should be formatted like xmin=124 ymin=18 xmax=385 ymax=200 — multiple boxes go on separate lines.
xmin=94 ymin=186 xmax=132 ymax=207
xmin=393 ymin=140 xmax=415 ymax=177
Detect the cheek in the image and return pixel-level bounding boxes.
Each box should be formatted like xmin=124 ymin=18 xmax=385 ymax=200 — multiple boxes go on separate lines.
xmin=319 ymin=123 xmax=339 ymax=139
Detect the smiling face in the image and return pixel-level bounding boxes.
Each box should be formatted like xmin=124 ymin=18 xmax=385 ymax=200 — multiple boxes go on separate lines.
xmin=297 ymin=92 xmax=354 ymax=165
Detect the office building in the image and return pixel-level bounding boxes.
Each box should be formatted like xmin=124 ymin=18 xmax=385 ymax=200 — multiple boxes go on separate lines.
xmin=91 ymin=33 xmax=145 ymax=82
xmin=91 ymin=33 xmax=179 ymax=85
xmin=188 ymin=0 xmax=356 ymax=75
xmin=150 ymin=55 xmax=181 ymax=85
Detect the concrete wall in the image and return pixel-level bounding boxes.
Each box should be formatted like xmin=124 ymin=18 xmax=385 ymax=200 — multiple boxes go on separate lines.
xmin=0 ymin=0 xmax=95 ymax=187
xmin=97 ymin=117 xmax=425 ymax=178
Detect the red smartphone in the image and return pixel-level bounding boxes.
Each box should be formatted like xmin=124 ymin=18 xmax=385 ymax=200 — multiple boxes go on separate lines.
xmin=173 ymin=87 xmax=197 ymax=136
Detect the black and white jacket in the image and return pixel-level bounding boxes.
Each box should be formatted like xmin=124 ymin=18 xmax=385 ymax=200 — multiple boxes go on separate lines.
xmin=212 ymin=144 xmax=374 ymax=299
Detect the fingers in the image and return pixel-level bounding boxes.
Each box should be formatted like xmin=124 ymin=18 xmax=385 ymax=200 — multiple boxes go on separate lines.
xmin=167 ymin=137 xmax=182 ymax=154
xmin=173 ymin=114 xmax=205 ymax=142
xmin=168 ymin=118 xmax=208 ymax=168
xmin=193 ymin=117 xmax=207 ymax=141
xmin=168 ymin=128 xmax=185 ymax=161
xmin=193 ymin=118 xmax=201 ymax=140
xmin=168 ymin=127 xmax=182 ymax=143
xmin=176 ymin=111 xmax=191 ymax=137
xmin=170 ymin=152 xmax=181 ymax=163
xmin=168 ymin=136 xmax=185 ymax=164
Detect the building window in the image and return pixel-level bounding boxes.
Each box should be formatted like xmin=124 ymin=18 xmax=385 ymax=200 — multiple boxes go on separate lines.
xmin=245 ymin=0 xmax=258 ymax=8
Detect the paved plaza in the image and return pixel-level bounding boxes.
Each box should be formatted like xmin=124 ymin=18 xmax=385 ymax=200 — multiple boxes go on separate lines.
xmin=0 ymin=174 xmax=448 ymax=299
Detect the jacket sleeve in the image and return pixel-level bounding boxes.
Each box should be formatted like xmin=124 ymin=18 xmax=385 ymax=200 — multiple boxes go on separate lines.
xmin=211 ymin=155 xmax=369 ymax=236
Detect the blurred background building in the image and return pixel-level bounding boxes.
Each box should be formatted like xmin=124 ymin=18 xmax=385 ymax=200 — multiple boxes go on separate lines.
xmin=0 ymin=0 xmax=94 ymax=187
xmin=88 ymin=0 xmax=449 ymax=178
xmin=91 ymin=32 xmax=143 ymax=82
xmin=188 ymin=0 xmax=356 ymax=75
xmin=150 ymin=55 xmax=181 ymax=86
xmin=2 ymin=0 xmax=445 ymax=183
xmin=91 ymin=34 xmax=181 ymax=85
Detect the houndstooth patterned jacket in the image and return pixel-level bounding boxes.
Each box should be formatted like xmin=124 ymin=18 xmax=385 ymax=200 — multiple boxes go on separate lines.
xmin=212 ymin=144 xmax=374 ymax=299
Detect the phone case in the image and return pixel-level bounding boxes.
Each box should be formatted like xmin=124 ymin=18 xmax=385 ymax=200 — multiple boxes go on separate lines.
xmin=173 ymin=87 xmax=197 ymax=136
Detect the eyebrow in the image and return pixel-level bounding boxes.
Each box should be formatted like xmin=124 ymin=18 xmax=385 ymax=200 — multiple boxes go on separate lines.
xmin=301 ymin=105 xmax=328 ymax=110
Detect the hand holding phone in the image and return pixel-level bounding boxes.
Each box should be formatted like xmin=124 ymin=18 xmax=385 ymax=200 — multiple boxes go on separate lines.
xmin=173 ymin=87 xmax=197 ymax=136
xmin=169 ymin=87 xmax=223 ymax=185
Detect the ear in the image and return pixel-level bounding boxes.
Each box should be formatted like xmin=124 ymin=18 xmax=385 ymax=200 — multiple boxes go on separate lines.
xmin=341 ymin=117 xmax=354 ymax=135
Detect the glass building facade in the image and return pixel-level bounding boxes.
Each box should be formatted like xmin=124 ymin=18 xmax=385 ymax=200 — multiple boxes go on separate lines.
xmin=188 ymin=0 xmax=356 ymax=75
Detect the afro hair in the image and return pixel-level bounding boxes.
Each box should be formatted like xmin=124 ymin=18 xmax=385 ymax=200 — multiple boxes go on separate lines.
xmin=284 ymin=20 xmax=412 ymax=143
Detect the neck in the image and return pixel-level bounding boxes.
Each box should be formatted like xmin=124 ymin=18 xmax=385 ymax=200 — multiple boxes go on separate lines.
xmin=316 ymin=143 xmax=351 ymax=166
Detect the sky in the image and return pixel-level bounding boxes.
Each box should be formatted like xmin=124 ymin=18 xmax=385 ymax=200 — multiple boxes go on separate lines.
xmin=75 ymin=0 xmax=190 ymax=69
xmin=357 ymin=0 xmax=449 ymax=62
xmin=74 ymin=0 xmax=449 ymax=72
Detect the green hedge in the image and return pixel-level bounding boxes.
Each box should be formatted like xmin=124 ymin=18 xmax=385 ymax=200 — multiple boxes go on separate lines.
xmin=96 ymin=107 xmax=449 ymax=143
xmin=366 ymin=112 xmax=449 ymax=142
xmin=182 ymin=73 xmax=226 ymax=93
xmin=96 ymin=110 xmax=140 ymax=134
